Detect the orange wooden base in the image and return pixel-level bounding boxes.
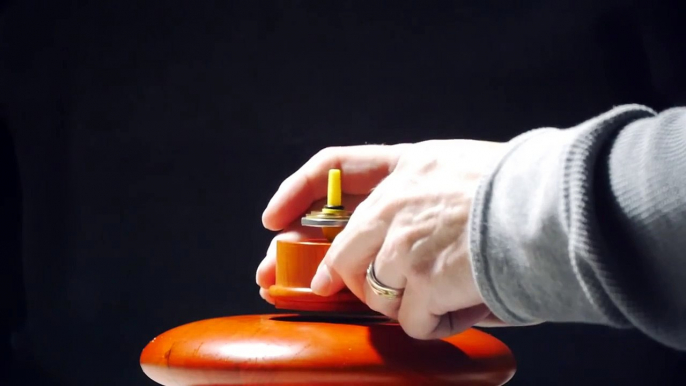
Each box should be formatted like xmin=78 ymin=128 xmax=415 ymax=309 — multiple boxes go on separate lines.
xmin=140 ymin=314 xmax=516 ymax=385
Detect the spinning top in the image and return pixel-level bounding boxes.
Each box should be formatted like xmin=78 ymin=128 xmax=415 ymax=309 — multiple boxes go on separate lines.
xmin=140 ymin=169 xmax=517 ymax=385
xmin=267 ymin=169 xmax=366 ymax=313
xmin=300 ymin=169 xmax=352 ymax=241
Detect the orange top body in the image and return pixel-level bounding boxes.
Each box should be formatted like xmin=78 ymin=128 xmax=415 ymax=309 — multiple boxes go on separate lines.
xmin=268 ymin=239 xmax=370 ymax=313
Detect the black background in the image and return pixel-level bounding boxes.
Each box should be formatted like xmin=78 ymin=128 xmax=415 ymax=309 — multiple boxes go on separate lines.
xmin=1 ymin=1 xmax=686 ymax=385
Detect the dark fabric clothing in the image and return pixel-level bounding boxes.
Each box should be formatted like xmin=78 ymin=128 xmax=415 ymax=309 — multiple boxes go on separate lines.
xmin=470 ymin=104 xmax=686 ymax=351
xmin=1 ymin=1 xmax=685 ymax=385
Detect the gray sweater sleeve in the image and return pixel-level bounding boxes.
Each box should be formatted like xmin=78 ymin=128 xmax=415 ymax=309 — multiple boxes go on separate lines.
xmin=469 ymin=104 xmax=686 ymax=351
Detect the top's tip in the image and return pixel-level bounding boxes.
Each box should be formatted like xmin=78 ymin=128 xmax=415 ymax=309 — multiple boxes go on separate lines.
xmin=327 ymin=169 xmax=342 ymax=208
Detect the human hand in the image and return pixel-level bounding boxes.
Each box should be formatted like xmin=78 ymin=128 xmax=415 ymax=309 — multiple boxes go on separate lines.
xmin=256 ymin=144 xmax=409 ymax=304
xmin=258 ymin=140 xmax=510 ymax=339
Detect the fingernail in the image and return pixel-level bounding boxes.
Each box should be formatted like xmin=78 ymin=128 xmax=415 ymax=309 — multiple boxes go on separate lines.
xmin=311 ymin=264 xmax=332 ymax=295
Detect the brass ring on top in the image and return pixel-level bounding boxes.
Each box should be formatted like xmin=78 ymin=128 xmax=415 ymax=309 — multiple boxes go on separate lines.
xmin=301 ymin=209 xmax=352 ymax=228
xmin=366 ymin=260 xmax=404 ymax=300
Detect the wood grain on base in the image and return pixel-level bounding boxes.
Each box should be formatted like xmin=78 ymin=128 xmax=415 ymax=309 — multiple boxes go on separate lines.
xmin=140 ymin=314 xmax=516 ymax=385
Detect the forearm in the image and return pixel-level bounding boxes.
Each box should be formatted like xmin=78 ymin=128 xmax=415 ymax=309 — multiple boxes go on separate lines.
xmin=469 ymin=104 xmax=686 ymax=351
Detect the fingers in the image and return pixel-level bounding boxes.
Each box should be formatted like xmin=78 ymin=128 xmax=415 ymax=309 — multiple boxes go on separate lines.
xmin=262 ymin=144 xmax=406 ymax=231
xmin=398 ymin=292 xmax=491 ymax=340
xmin=362 ymin=233 xmax=408 ymax=320
xmin=310 ymin=214 xmax=387 ymax=300
xmin=395 ymin=281 xmax=438 ymax=338
xmin=257 ymin=195 xmax=369 ymax=291
xmin=393 ymin=261 xmax=490 ymax=339
xmin=309 ymin=179 xmax=393 ymax=300
xmin=361 ymin=242 xmax=490 ymax=338
xmin=258 ymin=140 xmax=499 ymax=338
xmin=259 ymin=288 xmax=275 ymax=305
xmin=434 ymin=305 xmax=492 ymax=338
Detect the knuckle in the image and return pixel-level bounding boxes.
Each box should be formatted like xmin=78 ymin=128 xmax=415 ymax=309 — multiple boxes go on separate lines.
xmin=386 ymin=229 xmax=413 ymax=255
xmin=398 ymin=318 xmax=430 ymax=340
xmin=408 ymin=257 xmax=433 ymax=280
xmin=386 ymin=228 xmax=432 ymax=275
xmin=417 ymin=158 xmax=439 ymax=174
xmin=365 ymin=299 xmax=386 ymax=315
xmin=377 ymin=195 xmax=405 ymax=218
xmin=372 ymin=304 xmax=399 ymax=321
xmin=326 ymin=248 xmax=345 ymax=270
xmin=311 ymin=146 xmax=340 ymax=165
xmin=277 ymin=174 xmax=294 ymax=191
xmin=351 ymin=196 xmax=374 ymax=216
xmin=397 ymin=144 xmax=440 ymax=173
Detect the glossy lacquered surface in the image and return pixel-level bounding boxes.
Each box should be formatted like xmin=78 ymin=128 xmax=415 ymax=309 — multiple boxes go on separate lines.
xmin=269 ymin=239 xmax=369 ymax=313
xmin=140 ymin=314 xmax=517 ymax=385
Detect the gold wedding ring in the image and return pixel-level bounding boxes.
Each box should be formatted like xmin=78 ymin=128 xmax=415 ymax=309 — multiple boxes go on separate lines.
xmin=366 ymin=260 xmax=404 ymax=300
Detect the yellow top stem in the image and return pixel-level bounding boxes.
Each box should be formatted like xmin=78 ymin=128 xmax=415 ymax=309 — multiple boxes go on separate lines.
xmin=327 ymin=169 xmax=342 ymax=208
